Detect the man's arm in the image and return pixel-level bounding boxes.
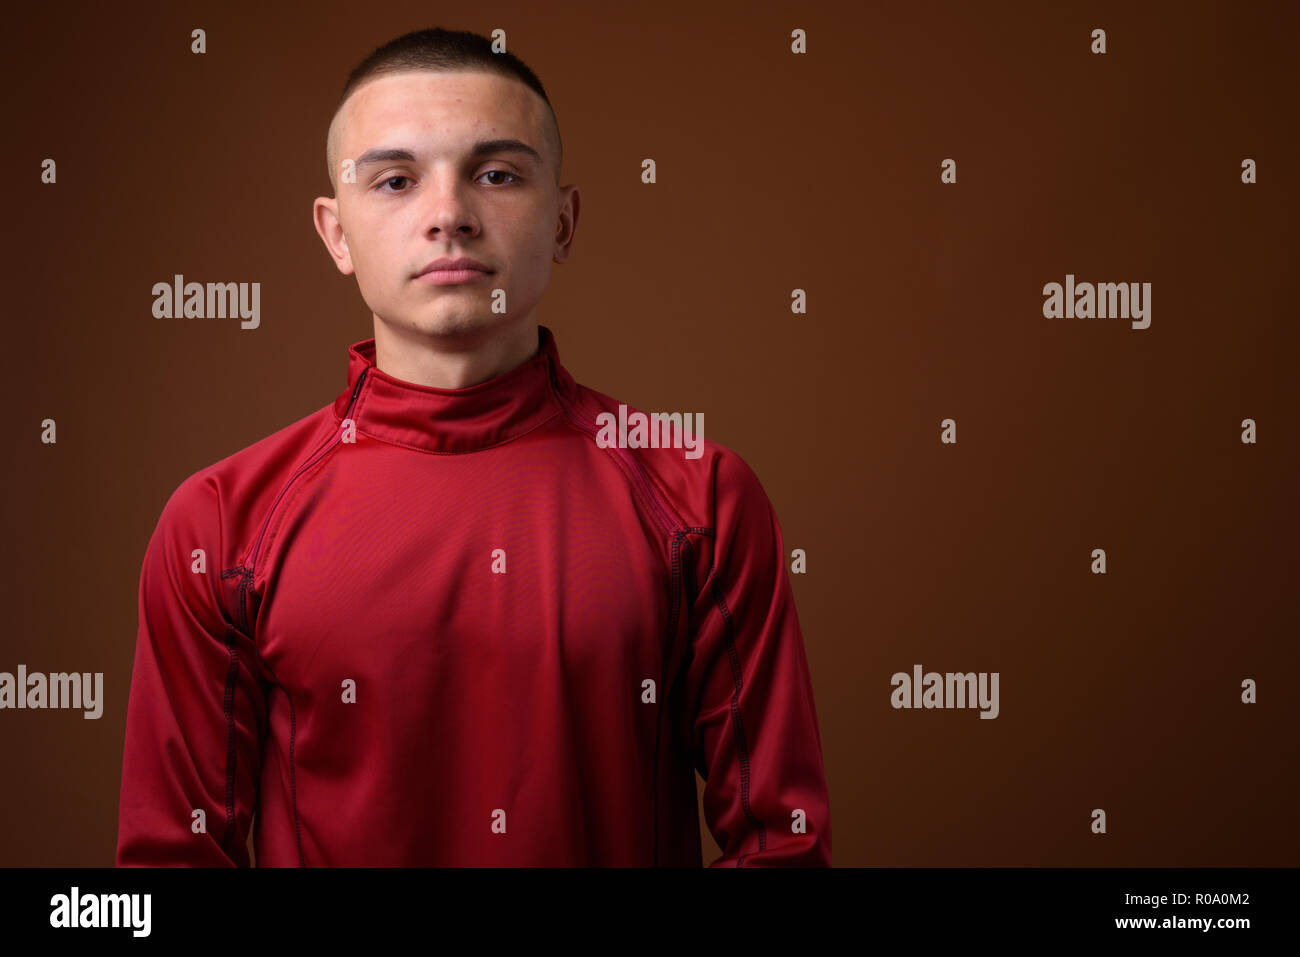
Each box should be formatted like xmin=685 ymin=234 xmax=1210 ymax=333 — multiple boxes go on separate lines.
xmin=682 ymin=452 xmax=832 ymax=866
xmin=117 ymin=475 xmax=267 ymax=867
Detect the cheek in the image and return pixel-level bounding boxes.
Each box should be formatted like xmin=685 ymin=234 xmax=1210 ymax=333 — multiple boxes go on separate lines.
xmin=513 ymin=214 xmax=555 ymax=269
xmin=500 ymin=201 xmax=552 ymax=250
xmin=347 ymin=218 xmax=399 ymax=280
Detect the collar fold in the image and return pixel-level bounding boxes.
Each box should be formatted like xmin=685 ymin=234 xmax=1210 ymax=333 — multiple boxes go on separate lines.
xmin=332 ymin=325 xmax=575 ymax=454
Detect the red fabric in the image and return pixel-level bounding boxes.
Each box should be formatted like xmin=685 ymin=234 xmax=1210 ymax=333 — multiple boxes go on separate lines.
xmin=116 ymin=326 xmax=831 ymax=866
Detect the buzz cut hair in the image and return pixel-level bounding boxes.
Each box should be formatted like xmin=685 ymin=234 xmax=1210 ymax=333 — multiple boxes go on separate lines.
xmin=326 ymin=27 xmax=563 ymax=193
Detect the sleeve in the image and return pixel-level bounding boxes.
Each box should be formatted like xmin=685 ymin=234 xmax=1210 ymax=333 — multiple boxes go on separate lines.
xmin=116 ymin=475 xmax=268 ymax=867
xmin=683 ymin=451 xmax=832 ymax=866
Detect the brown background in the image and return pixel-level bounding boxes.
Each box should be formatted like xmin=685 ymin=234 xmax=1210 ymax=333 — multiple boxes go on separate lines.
xmin=1 ymin=0 xmax=1296 ymax=866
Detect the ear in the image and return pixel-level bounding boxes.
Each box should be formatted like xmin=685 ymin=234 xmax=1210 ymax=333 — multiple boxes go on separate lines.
xmin=313 ymin=196 xmax=355 ymax=275
xmin=553 ymin=184 xmax=580 ymax=264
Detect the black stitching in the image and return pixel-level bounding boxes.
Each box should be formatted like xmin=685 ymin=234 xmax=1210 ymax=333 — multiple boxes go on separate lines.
xmin=220 ymin=624 xmax=241 ymax=863
xmin=656 ymin=527 xmax=717 ymax=866
xmin=707 ymin=569 xmax=764 ymax=867
xmin=231 ymin=564 xmax=306 ymax=867
xmin=655 ymin=530 xmax=687 ymax=866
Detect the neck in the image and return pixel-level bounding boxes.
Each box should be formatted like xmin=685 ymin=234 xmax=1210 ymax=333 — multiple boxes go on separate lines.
xmin=372 ymin=315 xmax=541 ymax=389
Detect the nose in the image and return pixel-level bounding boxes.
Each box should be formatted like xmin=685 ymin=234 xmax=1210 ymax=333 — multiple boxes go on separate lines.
xmin=421 ymin=172 xmax=481 ymax=238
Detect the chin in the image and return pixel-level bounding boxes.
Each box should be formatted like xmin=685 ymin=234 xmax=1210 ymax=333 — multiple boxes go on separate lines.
xmin=396 ymin=311 xmax=505 ymax=342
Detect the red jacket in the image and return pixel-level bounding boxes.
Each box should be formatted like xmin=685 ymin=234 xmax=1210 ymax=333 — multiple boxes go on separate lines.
xmin=116 ymin=325 xmax=831 ymax=866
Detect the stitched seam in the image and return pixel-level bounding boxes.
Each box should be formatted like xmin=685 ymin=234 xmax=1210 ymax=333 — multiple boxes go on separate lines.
xmin=657 ymin=527 xmax=715 ymax=867
xmin=542 ymin=362 xmax=683 ymax=544
xmin=638 ymin=457 xmax=690 ymax=531
xmin=548 ymin=402 xmax=681 ymax=555
xmin=259 ymin=460 xmax=330 ymax=592
xmin=256 ymin=364 xmax=380 ymax=592
xmin=221 ymin=625 xmax=240 ymax=864
xmin=657 ymin=530 xmax=688 ymax=865
xmin=553 ymin=410 xmax=677 ymax=546
xmin=221 ymin=567 xmax=305 ymax=867
xmin=287 ymin=684 xmax=303 ymax=866
xmin=708 ymin=573 xmax=765 ymax=867
xmin=678 ymin=526 xmax=714 ymax=597
xmin=243 ymin=414 xmax=360 ymax=577
xmin=257 ymin=377 xmax=371 ymax=579
xmin=244 ymin=377 xmax=353 ymax=866
xmin=243 ymin=567 xmax=304 ymax=868
xmin=654 ymin=533 xmax=684 ymax=866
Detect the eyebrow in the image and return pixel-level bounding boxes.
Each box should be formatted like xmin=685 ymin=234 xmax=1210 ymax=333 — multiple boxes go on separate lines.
xmin=354 ymin=138 xmax=543 ymax=171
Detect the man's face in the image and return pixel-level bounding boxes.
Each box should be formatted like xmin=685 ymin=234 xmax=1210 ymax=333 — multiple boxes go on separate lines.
xmin=315 ymin=69 xmax=575 ymax=344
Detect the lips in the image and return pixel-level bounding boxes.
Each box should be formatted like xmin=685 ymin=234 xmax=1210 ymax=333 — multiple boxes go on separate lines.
xmin=416 ymin=257 xmax=492 ymax=278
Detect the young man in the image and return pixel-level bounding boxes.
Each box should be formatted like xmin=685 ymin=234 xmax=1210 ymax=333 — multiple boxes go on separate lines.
xmin=116 ymin=27 xmax=831 ymax=867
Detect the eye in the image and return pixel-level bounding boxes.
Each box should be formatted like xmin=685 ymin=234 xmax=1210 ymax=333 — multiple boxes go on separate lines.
xmin=378 ymin=175 xmax=411 ymax=193
xmin=480 ymin=170 xmax=521 ymax=186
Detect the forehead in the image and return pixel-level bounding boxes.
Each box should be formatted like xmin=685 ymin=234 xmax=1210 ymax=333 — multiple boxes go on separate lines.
xmin=338 ymin=70 xmax=541 ymax=154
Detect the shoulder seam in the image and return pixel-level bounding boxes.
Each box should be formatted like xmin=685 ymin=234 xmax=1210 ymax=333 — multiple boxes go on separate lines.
xmin=545 ymin=379 xmax=689 ymax=540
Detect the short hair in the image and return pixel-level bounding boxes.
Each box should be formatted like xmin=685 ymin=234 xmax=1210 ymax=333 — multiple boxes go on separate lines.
xmin=326 ymin=27 xmax=563 ymax=192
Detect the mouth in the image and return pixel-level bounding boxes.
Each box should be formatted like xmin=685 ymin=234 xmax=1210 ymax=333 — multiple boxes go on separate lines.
xmin=414 ymin=267 xmax=493 ymax=286
xmin=416 ymin=257 xmax=492 ymax=274
xmin=413 ymin=257 xmax=495 ymax=286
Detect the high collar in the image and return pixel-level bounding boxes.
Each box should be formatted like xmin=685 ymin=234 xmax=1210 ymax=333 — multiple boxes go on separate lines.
xmin=332 ymin=324 xmax=577 ymax=454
